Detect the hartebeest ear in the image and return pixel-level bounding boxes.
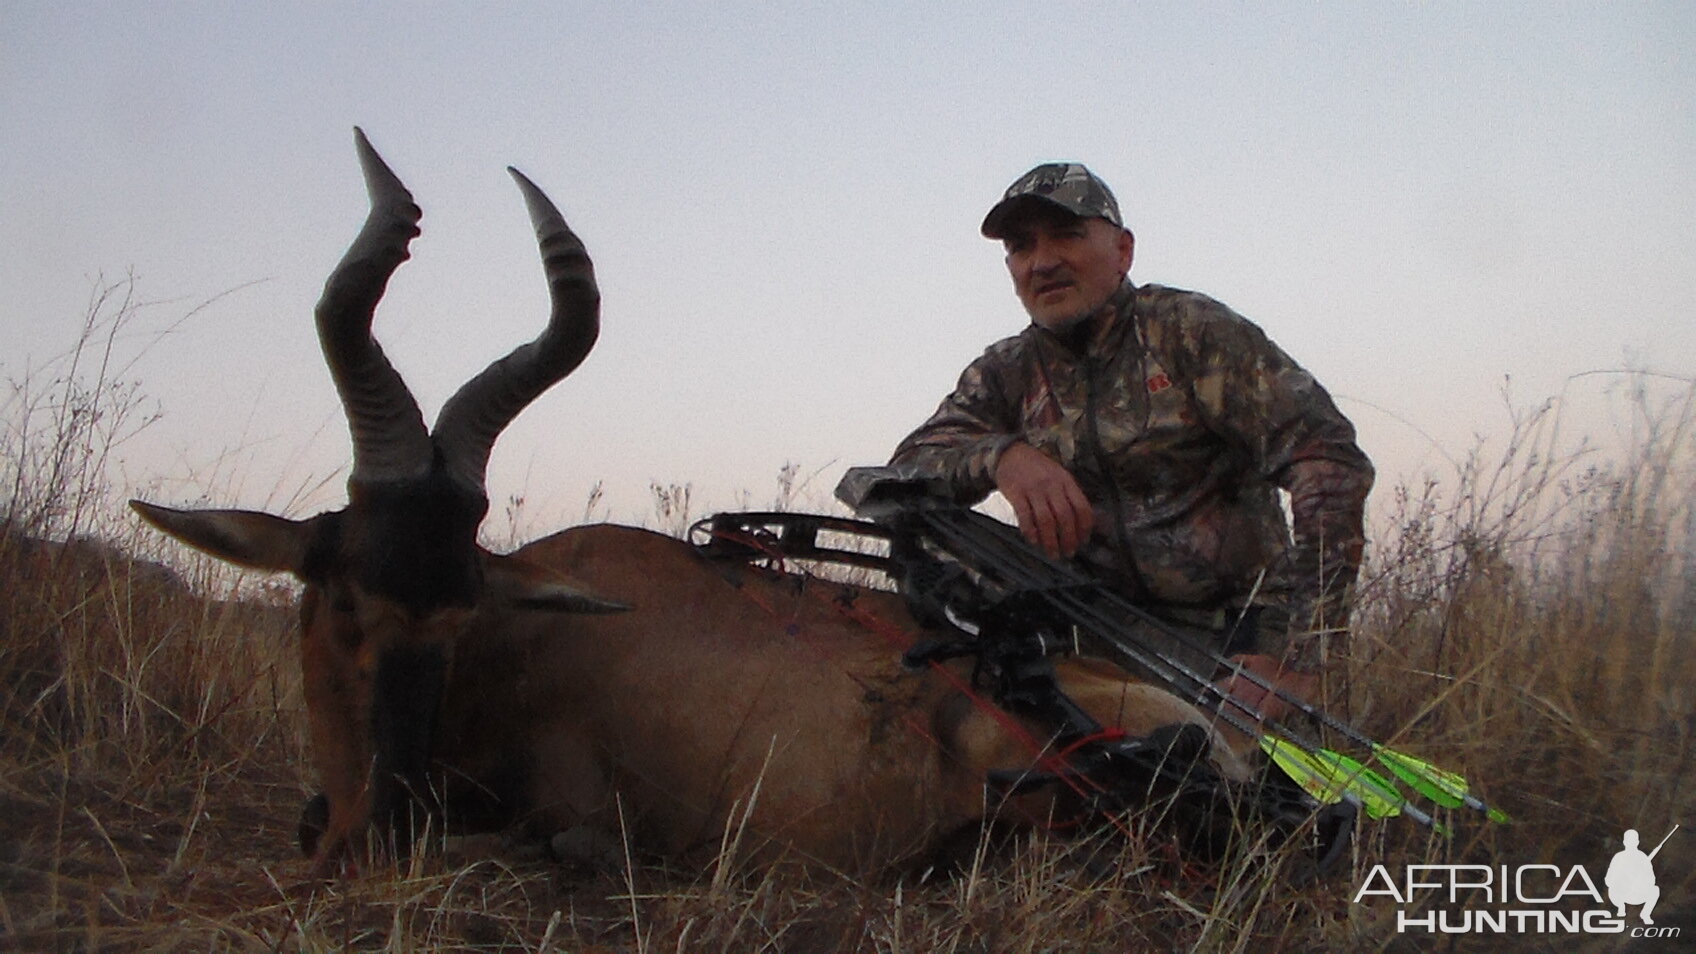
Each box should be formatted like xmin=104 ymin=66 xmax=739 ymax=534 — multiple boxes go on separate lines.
xmin=130 ymin=500 xmax=315 ymax=575
xmin=485 ymin=557 xmax=631 ymax=614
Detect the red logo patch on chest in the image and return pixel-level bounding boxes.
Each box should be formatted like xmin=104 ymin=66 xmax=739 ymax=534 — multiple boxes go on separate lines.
xmin=1145 ymin=372 xmax=1173 ymax=394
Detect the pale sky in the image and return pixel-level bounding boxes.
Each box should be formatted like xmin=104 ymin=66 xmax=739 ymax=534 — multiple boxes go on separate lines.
xmin=4 ymin=2 xmax=1692 ymax=535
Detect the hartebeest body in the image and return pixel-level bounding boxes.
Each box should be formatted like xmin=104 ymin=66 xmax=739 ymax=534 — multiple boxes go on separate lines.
xmin=133 ymin=130 xmax=1253 ymax=878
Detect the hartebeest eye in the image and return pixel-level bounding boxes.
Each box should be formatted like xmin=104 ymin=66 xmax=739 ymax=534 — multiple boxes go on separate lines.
xmin=327 ymin=581 xmax=356 ymax=614
xmin=348 ymin=587 xmax=476 ymax=654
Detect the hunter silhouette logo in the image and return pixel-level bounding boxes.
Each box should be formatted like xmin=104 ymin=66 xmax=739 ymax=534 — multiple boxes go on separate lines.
xmin=1607 ymin=825 xmax=1677 ymax=925
xmin=1354 ymin=821 xmax=1683 ymax=938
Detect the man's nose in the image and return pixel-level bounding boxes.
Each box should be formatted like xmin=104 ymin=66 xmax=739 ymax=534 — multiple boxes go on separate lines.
xmin=1026 ymin=235 xmax=1063 ymax=271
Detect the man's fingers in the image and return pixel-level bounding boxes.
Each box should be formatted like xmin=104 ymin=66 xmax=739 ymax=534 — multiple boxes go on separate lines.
xmin=1027 ymin=491 xmax=1064 ymax=557
xmin=1035 ymin=473 xmax=1092 ymax=557
xmin=1007 ymin=488 xmax=1058 ymax=557
xmin=1049 ymin=491 xmax=1083 ymax=556
xmin=995 ymin=442 xmax=1094 ymax=558
xmin=1059 ymin=479 xmax=1095 ymax=555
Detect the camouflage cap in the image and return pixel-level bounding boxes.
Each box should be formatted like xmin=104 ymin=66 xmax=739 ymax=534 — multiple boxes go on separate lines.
xmin=980 ymin=162 xmax=1124 ymax=239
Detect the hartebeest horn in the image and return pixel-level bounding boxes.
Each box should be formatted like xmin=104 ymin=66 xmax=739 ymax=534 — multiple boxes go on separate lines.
xmin=316 ymin=127 xmax=433 ymax=485
xmin=432 ymin=168 xmax=600 ymax=493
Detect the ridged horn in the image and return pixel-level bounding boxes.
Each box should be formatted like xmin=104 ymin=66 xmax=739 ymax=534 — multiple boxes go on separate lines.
xmin=432 ymin=167 xmax=600 ymax=493
xmin=315 ymin=127 xmax=433 ymax=485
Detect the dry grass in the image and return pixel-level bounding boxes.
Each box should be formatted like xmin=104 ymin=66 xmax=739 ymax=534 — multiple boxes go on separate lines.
xmin=4 ymin=286 xmax=1692 ymax=950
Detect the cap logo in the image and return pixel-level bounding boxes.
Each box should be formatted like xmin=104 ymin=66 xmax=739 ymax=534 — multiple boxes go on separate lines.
xmin=1017 ymin=165 xmax=1074 ymax=197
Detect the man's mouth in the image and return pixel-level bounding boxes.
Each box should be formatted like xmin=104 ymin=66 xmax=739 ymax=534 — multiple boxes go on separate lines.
xmin=1034 ymin=278 xmax=1074 ymax=298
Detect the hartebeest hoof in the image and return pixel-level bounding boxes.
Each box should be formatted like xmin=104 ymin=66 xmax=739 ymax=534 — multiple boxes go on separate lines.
xmin=549 ymin=826 xmax=626 ymax=872
xmin=298 ymin=792 xmax=330 ymax=858
xmin=1148 ymin=722 xmax=1212 ymax=769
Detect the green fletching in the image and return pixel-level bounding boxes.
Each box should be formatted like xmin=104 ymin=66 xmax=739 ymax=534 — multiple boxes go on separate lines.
xmin=1262 ymin=737 xmax=1404 ymax=820
xmin=1258 ymin=736 xmax=1510 ymax=826
xmin=1262 ymin=737 xmax=1343 ymax=804
xmin=1317 ymin=749 xmax=1412 ymax=820
xmin=1373 ymin=745 xmax=1512 ymax=823
xmin=1374 ymin=747 xmax=1469 ymax=806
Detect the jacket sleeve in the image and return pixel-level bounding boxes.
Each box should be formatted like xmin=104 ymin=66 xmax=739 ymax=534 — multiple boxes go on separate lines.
xmin=1181 ymin=304 xmax=1374 ymax=669
xmin=888 ymin=347 xmax=1025 ymax=505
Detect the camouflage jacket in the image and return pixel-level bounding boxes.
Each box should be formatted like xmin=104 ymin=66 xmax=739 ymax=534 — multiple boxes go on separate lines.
xmin=890 ymin=281 xmax=1373 ymax=669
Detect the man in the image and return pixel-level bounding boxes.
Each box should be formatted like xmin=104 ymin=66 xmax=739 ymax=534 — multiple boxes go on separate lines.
xmin=890 ymin=163 xmax=1373 ymax=719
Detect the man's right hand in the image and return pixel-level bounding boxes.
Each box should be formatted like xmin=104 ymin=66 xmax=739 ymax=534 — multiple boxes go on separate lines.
xmin=993 ymin=441 xmax=1095 ymax=558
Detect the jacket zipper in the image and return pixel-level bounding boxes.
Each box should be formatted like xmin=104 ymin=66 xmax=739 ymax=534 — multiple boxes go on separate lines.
xmin=1082 ymin=333 xmax=1153 ymax=605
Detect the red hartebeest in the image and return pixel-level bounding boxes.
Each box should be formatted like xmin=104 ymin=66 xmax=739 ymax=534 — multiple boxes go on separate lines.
xmin=132 ymin=130 xmax=1256 ymax=879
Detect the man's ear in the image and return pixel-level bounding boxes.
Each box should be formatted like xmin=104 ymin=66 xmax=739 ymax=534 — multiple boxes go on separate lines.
xmin=1119 ymin=228 xmax=1136 ymax=274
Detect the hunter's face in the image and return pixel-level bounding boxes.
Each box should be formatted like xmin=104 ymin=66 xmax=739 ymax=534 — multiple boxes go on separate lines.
xmin=1002 ymin=209 xmax=1134 ymax=332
